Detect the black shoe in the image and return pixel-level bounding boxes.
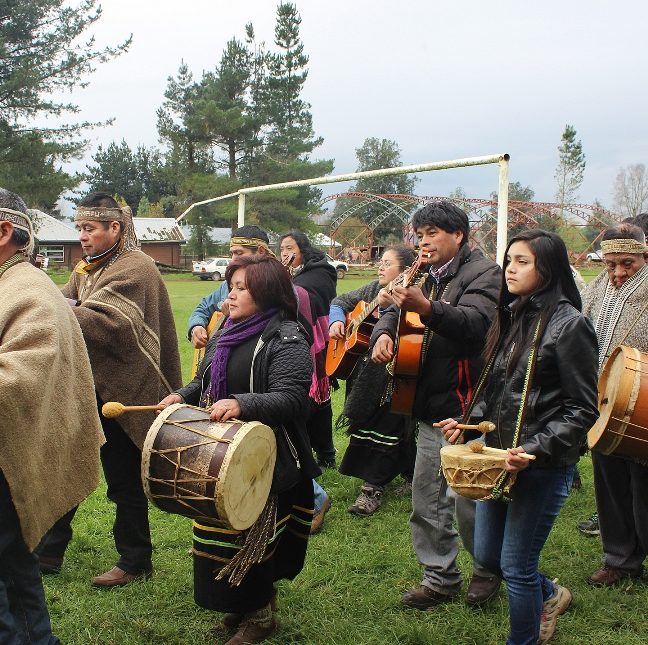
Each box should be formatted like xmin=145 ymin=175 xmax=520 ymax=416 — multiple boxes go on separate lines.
xmin=38 ymin=555 xmax=63 ymax=575
xmin=317 ymin=457 xmax=337 ymax=469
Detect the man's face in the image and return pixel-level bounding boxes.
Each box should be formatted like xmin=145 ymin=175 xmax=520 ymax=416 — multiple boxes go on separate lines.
xmin=229 ymin=244 xmax=256 ymax=259
xmin=604 ymin=252 xmax=648 ymax=288
xmin=76 ymin=220 xmax=121 ymax=257
xmin=415 ymin=224 xmax=463 ymax=268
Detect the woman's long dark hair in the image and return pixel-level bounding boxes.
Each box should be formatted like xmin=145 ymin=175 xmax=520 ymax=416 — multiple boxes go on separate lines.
xmin=483 ymin=229 xmax=581 ymax=370
xmin=225 ymin=255 xmax=297 ymax=320
xmin=279 ymin=230 xmax=325 ymax=264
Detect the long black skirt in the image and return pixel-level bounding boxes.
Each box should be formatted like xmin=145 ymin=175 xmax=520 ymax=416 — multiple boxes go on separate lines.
xmin=339 ymin=406 xmax=416 ymax=486
xmin=192 ymin=475 xmax=314 ymax=614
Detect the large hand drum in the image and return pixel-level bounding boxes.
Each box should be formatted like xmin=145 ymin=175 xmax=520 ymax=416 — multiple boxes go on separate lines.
xmin=588 ymin=345 xmax=648 ymax=460
xmin=142 ymin=404 xmax=276 ymax=530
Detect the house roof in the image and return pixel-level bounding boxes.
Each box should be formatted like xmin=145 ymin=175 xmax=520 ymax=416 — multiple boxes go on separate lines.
xmin=134 ymin=218 xmax=186 ymax=243
xmin=30 ymin=211 xmax=186 ymax=244
xmin=30 ymin=210 xmax=79 ymax=242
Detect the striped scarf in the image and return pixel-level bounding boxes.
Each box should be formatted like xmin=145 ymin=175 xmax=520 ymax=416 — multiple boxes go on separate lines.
xmin=0 ymin=253 xmax=25 ymax=279
xmin=595 ymin=264 xmax=648 ymax=369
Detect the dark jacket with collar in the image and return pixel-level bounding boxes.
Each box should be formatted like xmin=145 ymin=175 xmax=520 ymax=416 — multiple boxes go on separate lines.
xmin=469 ymin=296 xmax=600 ymax=467
xmin=370 ymin=245 xmax=501 ymax=422
xmin=176 ymin=315 xmax=320 ymax=489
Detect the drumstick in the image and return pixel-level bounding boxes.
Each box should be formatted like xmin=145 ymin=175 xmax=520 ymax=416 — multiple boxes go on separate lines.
xmin=432 ymin=421 xmax=496 ymax=433
xmin=469 ymin=443 xmax=536 ymax=461
xmin=102 ymin=402 xmax=165 ymax=418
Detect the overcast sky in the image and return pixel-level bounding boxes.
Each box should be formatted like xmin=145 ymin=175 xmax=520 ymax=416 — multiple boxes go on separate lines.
xmin=61 ymin=0 xmax=647 ymax=209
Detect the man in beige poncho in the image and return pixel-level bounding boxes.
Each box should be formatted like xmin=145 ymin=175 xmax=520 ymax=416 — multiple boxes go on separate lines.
xmin=0 ymin=188 xmax=104 ymax=642
xmin=37 ymin=192 xmax=182 ymax=587
xmin=579 ymin=223 xmax=648 ymax=587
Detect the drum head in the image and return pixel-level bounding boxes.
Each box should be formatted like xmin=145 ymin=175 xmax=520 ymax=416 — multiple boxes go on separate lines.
xmin=588 ymin=346 xmax=629 ymax=452
xmin=216 ymin=421 xmax=276 ymax=530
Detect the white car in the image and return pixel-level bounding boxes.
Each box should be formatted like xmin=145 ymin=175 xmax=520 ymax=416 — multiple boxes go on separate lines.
xmin=192 ymin=257 xmax=229 ymax=280
xmin=326 ymin=254 xmax=348 ymax=279
xmin=586 ymin=249 xmax=603 ymax=262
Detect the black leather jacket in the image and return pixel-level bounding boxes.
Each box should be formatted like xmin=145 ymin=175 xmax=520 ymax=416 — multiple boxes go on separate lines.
xmin=469 ymin=296 xmax=599 ymax=467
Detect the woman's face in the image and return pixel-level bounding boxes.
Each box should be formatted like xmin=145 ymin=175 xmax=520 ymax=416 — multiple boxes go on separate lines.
xmin=378 ymin=250 xmax=402 ymax=286
xmin=280 ymin=236 xmax=303 ymax=268
xmin=505 ymin=241 xmax=541 ymax=297
xmin=226 ymin=268 xmax=259 ymax=321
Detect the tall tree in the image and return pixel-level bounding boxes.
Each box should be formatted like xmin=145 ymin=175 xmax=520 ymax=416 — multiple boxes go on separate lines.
xmin=341 ymin=137 xmax=417 ymax=243
xmin=84 ymin=140 xmax=171 ymax=212
xmin=554 ymin=124 xmax=586 ymax=216
xmin=0 ymin=0 xmax=130 ymax=208
xmin=612 ymin=163 xmax=648 ymax=219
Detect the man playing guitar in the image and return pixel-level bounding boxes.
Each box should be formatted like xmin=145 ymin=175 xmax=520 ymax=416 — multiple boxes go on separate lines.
xmin=370 ymin=201 xmax=502 ymax=610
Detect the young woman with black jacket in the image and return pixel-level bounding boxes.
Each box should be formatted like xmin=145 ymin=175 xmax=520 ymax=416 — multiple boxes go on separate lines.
xmin=439 ymin=229 xmax=599 ymax=645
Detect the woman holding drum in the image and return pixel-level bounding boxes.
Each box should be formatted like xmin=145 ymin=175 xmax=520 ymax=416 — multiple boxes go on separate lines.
xmin=158 ymin=254 xmax=319 ymax=645
xmin=438 ymin=230 xmax=599 ymax=645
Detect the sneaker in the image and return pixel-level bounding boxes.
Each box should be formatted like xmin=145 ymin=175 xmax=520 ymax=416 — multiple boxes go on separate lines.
xmin=538 ymin=582 xmax=572 ymax=644
xmin=348 ymin=485 xmax=383 ymax=516
xmin=577 ymin=512 xmax=599 ymax=536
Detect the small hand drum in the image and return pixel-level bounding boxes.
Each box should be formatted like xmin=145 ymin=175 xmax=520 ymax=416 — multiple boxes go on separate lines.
xmin=142 ymin=404 xmax=276 ymax=530
xmin=440 ymin=443 xmax=516 ymax=500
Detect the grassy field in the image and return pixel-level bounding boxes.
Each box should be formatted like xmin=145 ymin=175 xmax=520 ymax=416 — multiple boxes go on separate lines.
xmin=42 ymin=266 xmax=648 ymax=644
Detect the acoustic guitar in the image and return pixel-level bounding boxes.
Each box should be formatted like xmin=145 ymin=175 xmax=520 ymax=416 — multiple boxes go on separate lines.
xmin=325 ymin=271 xmax=413 ymax=379
xmin=191 ymin=310 xmax=226 ymax=378
xmin=389 ymin=254 xmax=427 ymax=415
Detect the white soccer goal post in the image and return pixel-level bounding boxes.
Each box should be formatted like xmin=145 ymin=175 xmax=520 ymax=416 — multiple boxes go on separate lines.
xmin=176 ymin=153 xmax=510 ymax=265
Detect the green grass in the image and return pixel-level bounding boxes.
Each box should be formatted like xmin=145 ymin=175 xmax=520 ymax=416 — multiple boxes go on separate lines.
xmin=42 ymin=268 xmax=648 ymax=645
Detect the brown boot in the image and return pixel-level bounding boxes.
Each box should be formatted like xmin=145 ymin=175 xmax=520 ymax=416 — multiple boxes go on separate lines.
xmin=91 ymin=566 xmax=152 ymax=588
xmin=222 ymin=589 xmax=277 ymax=631
xmin=588 ymin=565 xmax=641 ymax=587
xmin=465 ymin=574 xmax=501 ymax=607
xmin=223 ymin=619 xmax=276 ymax=644
xmin=401 ymin=585 xmax=456 ymax=610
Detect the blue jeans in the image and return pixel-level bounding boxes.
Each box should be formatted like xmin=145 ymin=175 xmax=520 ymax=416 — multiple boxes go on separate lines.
xmin=474 ymin=465 xmax=574 ymax=645
xmin=313 ymin=479 xmax=327 ymax=512
xmin=0 ymin=474 xmax=60 ymax=645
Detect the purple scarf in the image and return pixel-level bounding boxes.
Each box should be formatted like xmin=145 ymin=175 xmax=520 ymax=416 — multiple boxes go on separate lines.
xmin=207 ymin=309 xmax=278 ymax=404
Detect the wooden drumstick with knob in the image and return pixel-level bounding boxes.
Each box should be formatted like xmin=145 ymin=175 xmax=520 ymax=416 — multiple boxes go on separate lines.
xmin=102 ymin=402 xmax=165 ymax=418
xmin=432 ymin=421 xmax=496 ymax=433
xmin=468 ymin=442 xmax=536 ymax=461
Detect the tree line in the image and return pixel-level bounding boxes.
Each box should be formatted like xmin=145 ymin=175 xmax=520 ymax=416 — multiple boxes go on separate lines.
xmin=1 ymin=1 xmax=646 ymax=257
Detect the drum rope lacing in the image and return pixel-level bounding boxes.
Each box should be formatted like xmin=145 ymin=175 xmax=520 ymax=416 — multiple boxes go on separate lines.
xmin=146 ymin=417 xmax=236 ymax=511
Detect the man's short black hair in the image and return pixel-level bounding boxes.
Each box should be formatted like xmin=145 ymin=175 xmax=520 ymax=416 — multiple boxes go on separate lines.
xmin=232 ymin=225 xmax=269 ymax=244
xmin=411 ymin=201 xmax=469 ymax=246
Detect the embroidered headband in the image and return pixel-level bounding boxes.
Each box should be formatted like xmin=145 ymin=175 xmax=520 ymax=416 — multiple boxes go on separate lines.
xmin=230 ymin=236 xmax=275 ymax=257
xmin=74 ymin=205 xmax=139 ymax=251
xmin=601 ymin=238 xmax=648 ymax=255
xmin=0 ymin=207 xmax=35 ymax=257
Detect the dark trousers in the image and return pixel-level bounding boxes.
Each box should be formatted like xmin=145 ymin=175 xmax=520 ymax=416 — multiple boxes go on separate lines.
xmin=37 ymin=413 xmax=152 ymax=574
xmin=0 ymin=473 xmax=60 ymax=645
xmin=307 ymin=400 xmax=335 ymax=462
xmin=593 ymin=451 xmax=648 ymax=573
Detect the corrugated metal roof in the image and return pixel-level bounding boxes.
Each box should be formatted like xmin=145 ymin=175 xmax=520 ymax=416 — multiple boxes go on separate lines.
xmin=30 ymin=210 xmax=79 ymax=242
xmin=134 ymin=218 xmax=186 ymax=243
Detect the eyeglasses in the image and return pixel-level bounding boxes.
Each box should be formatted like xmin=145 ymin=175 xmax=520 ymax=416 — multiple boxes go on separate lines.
xmin=378 ymin=260 xmax=396 ymax=268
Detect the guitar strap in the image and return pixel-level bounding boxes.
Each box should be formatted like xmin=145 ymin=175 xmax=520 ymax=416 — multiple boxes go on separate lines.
xmin=421 ymin=279 xmax=451 ymax=363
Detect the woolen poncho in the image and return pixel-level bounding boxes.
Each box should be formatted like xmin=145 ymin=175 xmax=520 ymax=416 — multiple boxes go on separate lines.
xmin=0 ymin=262 xmax=105 ymax=551
xmin=62 ymin=249 xmax=182 ymax=447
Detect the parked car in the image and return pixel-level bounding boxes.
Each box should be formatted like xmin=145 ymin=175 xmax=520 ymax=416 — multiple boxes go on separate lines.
xmin=586 ymin=249 xmax=603 ymax=262
xmin=326 ymin=254 xmax=348 ymax=279
xmin=192 ymin=257 xmax=229 ymax=280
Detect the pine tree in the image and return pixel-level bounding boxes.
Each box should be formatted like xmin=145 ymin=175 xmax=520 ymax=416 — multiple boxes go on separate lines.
xmin=555 ymin=124 xmax=586 ymax=216
xmin=0 ymin=0 xmax=130 ymax=208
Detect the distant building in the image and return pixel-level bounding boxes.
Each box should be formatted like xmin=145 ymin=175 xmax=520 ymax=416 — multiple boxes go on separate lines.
xmin=31 ymin=210 xmax=186 ymax=269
